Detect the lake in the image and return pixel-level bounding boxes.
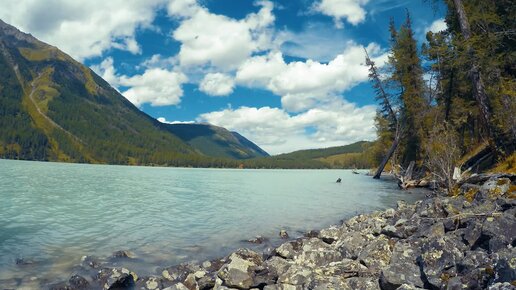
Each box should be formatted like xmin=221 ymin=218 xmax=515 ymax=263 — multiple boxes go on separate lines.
xmin=0 ymin=159 xmax=426 ymax=286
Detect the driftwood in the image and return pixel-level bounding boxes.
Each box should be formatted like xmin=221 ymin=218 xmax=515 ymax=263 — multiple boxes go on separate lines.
xmin=394 ymin=161 xmax=433 ymax=190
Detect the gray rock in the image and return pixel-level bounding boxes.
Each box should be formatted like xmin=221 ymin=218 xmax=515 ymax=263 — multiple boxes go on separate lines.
xmin=95 ymin=267 xmax=136 ymax=290
xmin=488 ymin=282 xmax=516 ymax=290
xmin=480 ymin=178 xmax=511 ymax=198
xmin=217 ymin=248 xmax=264 ymax=289
xmin=277 ymin=264 xmax=312 ymax=286
xmin=419 ymin=236 xmax=464 ymax=289
xmin=492 ymin=247 xmax=516 ymax=284
xmin=264 ymin=284 xmax=303 ymax=290
xmin=334 ymin=232 xmax=369 ymax=259
xmin=279 ymin=230 xmax=289 ymax=239
xmin=135 ymin=276 xmax=164 ymax=290
xmin=265 ymin=256 xmax=291 ymax=277
xmin=69 ymin=274 xmax=89 ymax=289
xmin=318 ymin=226 xmax=341 ymax=244
xmin=275 ymin=240 xmax=303 ymax=260
xmin=162 ymin=263 xmax=201 ymax=283
xmin=344 ymin=277 xmax=380 ymax=290
xmin=312 ymin=259 xmax=368 ymax=279
xmin=457 ymin=250 xmax=491 ymax=275
xmin=357 ymin=234 xmax=392 ymax=270
xmin=477 ymin=214 xmax=516 ymax=252
xmin=294 ymin=238 xmax=342 ymax=268
xmin=380 ymin=241 xmax=425 ymax=290
xmin=396 ymin=284 xmax=425 ymax=290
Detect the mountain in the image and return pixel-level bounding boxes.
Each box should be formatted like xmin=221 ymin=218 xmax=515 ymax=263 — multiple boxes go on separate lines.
xmin=274 ymin=141 xmax=369 ymax=160
xmin=268 ymin=141 xmax=373 ymax=168
xmin=165 ymin=123 xmax=269 ymax=159
xmin=0 ymin=19 xmax=266 ymax=165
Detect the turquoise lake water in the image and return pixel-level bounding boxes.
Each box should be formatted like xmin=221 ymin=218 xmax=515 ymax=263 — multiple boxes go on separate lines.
xmin=0 ymin=159 xmax=426 ymax=286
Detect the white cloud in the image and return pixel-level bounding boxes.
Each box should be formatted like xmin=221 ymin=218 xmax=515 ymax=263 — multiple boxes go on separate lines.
xmin=236 ymin=42 xmax=388 ymax=112
xmin=157 ymin=117 xmax=195 ymax=124
xmin=91 ymin=58 xmax=188 ymax=107
xmin=199 ymin=73 xmax=235 ymax=96
xmin=120 ymin=69 xmax=188 ymax=107
xmin=198 ymin=101 xmax=376 ymax=154
xmin=279 ymin=22 xmax=353 ymax=62
xmin=313 ymin=0 xmax=370 ymax=28
xmin=169 ymin=0 xmax=275 ymax=70
xmin=0 ymin=0 xmax=164 ymax=60
xmin=426 ymin=18 xmax=447 ymax=33
xmin=90 ymin=57 xmax=120 ymax=87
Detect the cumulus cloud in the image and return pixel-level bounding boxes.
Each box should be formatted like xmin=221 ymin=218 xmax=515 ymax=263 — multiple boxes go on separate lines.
xmin=91 ymin=57 xmax=188 ymax=107
xmin=169 ymin=0 xmax=275 ymax=70
xmin=120 ymin=69 xmax=188 ymax=107
xmin=0 ymin=0 xmax=164 ymax=60
xmin=199 ymin=73 xmax=235 ymax=96
xmin=426 ymin=18 xmax=447 ymax=33
xmin=313 ymin=0 xmax=370 ymax=28
xmin=236 ymin=42 xmax=388 ymax=112
xmin=199 ymin=102 xmax=376 ymax=154
xmin=157 ymin=117 xmax=195 ymax=124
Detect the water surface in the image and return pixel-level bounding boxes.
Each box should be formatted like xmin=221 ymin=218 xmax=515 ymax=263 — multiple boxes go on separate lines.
xmin=0 ymin=159 xmax=426 ymax=286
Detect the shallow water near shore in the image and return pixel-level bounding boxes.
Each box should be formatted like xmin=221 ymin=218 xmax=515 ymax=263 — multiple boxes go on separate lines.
xmin=0 ymin=159 xmax=426 ymax=285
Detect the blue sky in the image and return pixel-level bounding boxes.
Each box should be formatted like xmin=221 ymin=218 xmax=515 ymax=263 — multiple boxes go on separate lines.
xmin=0 ymin=0 xmax=446 ymax=154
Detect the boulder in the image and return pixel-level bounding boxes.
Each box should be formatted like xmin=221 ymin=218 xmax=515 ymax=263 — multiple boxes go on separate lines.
xmin=480 ymin=178 xmax=511 ymax=199
xmin=263 ymin=284 xmax=303 ymax=290
xmin=380 ymin=241 xmax=425 ymax=290
xmin=334 ymin=232 xmax=370 ymax=259
xmin=265 ymin=256 xmax=291 ymax=277
xmin=217 ymin=248 xmax=265 ymax=289
xmin=294 ymin=238 xmax=342 ymax=268
xmin=277 ymin=264 xmax=312 ymax=286
xmin=135 ymin=276 xmax=164 ymax=290
xmin=487 ymin=282 xmax=516 ymax=290
xmin=477 ymin=214 xmax=516 ymax=252
xmin=279 ymin=230 xmax=289 ymax=239
xmin=162 ymin=263 xmax=202 ymax=283
xmin=275 ymin=240 xmax=303 ymax=260
xmin=343 ymin=277 xmax=381 ymax=290
xmin=418 ymin=237 xmax=464 ymax=288
xmin=312 ymin=259 xmax=368 ymax=279
xmin=95 ymin=268 xmax=137 ymax=290
xmin=357 ymin=234 xmax=392 ymax=270
xmin=492 ymin=247 xmax=516 ymax=284
xmin=68 ymin=274 xmax=89 ymax=289
xmin=318 ymin=226 xmax=341 ymax=244
xmin=395 ymin=284 xmax=425 ymax=290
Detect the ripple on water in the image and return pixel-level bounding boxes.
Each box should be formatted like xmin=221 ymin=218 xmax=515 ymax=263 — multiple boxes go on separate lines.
xmin=0 ymin=160 xmax=426 ymax=286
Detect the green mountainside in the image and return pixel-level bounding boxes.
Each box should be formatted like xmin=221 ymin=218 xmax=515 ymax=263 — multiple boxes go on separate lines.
xmin=165 ymin=123 xmax=269 ymax=159
xmin=0 ymin=19 xmax=268 ymax=165
xmin=256 ymin=141 xmax=373 ymax=169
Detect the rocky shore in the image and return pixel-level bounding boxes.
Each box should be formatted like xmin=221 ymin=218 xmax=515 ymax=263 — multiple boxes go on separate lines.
xmin=45 ymin=174 xmax=515 ymax=290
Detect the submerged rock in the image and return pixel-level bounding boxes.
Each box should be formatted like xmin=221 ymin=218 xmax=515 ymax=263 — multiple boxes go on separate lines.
xmin=69 ymin=274 xmax=90 ymax=289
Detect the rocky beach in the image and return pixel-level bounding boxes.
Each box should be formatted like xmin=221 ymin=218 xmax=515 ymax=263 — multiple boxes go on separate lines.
xmin=34 ymin=173 xmax=516 ymax=290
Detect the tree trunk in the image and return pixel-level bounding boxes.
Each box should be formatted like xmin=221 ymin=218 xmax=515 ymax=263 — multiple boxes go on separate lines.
xmin=452 ymin=0 xmax=496 ymax=143
xmin=373 ymin=136 xmax=399 ymax=179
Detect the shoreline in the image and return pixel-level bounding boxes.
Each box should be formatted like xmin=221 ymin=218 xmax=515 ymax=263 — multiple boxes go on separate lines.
xmin=7 ymin=174 xmax=516 ymax=290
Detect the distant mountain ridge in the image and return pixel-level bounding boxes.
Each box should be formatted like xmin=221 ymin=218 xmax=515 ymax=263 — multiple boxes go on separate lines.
xmin=0 ymin=19 xmax=267 ymax=165
xmin=165 ymin=123 xmax=269 ymax=159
